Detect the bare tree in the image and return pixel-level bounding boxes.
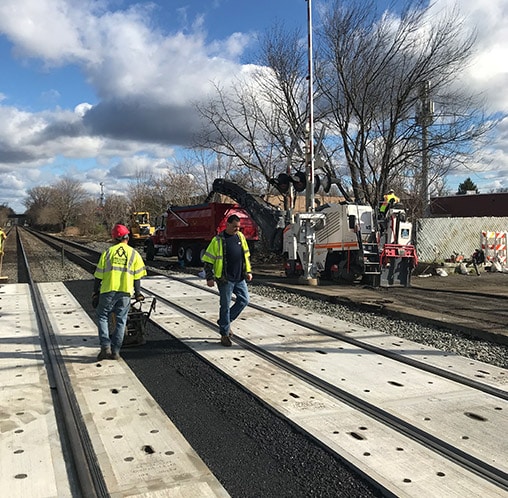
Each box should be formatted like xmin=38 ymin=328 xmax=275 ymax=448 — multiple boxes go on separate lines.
xmin=143 ymin=177 xmax=172 ymax=217
xmin=316 ymin=0 xmax=493 ymax=214
xmin=76 ymin=199 xmax=104 ymax=236
xmin=50 ymin=177 xmax=89 ymax=230
xmin=24 ymin=185 xmax=59 ymax=227
xmin=194 ymin=24 xmax=310 ymax=197
xmin=24 ymin=186 xmax=54 ymax=211
xmin=127 ymin=171 xmax=159 ymax=214
xmin=158 ymin=171 xmax=202 ymax=206
xmin=0 ymin=204 xmax=14 ymax=228
xmin=195 ymin=2 xmax=493 ymax=221
xmin=172 ymin=148 xmax=238 ymax=196
xmin=102 ymin=193 xmax=130 ymax=230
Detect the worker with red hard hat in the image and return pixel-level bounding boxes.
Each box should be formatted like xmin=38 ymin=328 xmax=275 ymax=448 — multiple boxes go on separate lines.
xmin=92 ymin=223 xmax=146 ymax=360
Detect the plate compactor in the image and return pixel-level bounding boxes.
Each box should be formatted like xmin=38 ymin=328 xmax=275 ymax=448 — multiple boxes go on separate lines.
xmin=112 ymin=297 xmax=156 ymax=347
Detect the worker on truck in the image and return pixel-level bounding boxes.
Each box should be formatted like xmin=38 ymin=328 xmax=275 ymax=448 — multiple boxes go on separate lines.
xmin=380 ymin=189 xmax=400 ymax=216
xmin=202 ymin=214 xmax=253 ymax=347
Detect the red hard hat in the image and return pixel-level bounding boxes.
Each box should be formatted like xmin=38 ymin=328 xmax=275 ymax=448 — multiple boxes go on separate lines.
xmin=111 ymin=224 xmax=130 ymax=240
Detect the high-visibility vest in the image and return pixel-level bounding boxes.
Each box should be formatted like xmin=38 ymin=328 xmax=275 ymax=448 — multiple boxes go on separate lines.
xmin=380 ymin=193 xmax=400 ymax=213
xmin=94 ymin=242 xmax=146 ymax=294
xmin=202 ymin=231 xmax=252 ymax=280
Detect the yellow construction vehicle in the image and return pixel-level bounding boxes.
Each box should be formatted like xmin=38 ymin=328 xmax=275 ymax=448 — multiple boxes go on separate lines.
xmin=129 ymin=211 xmax=155 ymax=246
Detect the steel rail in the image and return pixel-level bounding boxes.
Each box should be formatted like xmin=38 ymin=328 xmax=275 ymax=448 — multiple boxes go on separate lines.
xmin=17 ymin=228 xmax=109 ymax=497
xmin=26 ymin=228 xmax=101 ymax=258
xmin=24 ymin=228 xmax=99 ymax=273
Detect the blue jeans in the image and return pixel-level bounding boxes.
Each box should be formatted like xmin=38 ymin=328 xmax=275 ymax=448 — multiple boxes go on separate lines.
xmin=217 ymin=279 xmax=249 ymax=336
xmin=96 ymin=292 xmax=130 ymax=352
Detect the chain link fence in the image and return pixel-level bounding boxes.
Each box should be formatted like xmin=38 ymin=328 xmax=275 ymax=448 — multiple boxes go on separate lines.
xmin=415 ymin=217 xmax=508 ymax=263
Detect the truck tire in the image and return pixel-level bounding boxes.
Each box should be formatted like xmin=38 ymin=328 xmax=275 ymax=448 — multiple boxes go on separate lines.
xmin=145 ymin=239 xmax=156 ymax=261
xmin=177 ymin=245 xmax=185 ymax=262
xmin=184 ymin=244 xmax=201 ymax=266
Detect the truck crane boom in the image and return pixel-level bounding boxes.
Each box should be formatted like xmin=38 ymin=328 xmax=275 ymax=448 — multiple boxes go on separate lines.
xmin=208 ymin=178 xmax=286 ymax=253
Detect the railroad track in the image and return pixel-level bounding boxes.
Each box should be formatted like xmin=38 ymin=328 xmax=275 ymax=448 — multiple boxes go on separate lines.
xmin=6 ymin=226 xmax=507 ymax=497
xmin=2 ymin=228 xmax=232 ymax=497
xmin=3 ymin=227 xmax=107 ymax=496
xmin=138 ymin=275 xmax=508 ymax=496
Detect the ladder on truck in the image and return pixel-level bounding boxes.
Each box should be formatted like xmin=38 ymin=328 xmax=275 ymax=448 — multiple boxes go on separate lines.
xmin=360 ymin=238 xmax=381 ymax=287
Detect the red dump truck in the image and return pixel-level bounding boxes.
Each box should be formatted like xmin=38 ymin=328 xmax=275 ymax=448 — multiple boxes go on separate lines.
xmin=144 ymin=202 xmax=259 ymax=265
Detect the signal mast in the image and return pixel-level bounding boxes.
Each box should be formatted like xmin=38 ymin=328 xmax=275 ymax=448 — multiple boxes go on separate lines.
xmin=299 ymin=0 xmax=325 ymax=284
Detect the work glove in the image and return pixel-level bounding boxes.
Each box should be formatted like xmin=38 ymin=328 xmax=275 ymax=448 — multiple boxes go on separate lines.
xmin=135 ymin=293 xmax=145 ymax=302
xmin=91 ymin=293 xmax=100 ymax=309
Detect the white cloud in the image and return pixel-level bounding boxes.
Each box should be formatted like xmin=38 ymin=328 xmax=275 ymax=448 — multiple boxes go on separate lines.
xmin=0 ymin=0 xmax=94 ymax=63
xmin=432 ymin=0 xmax=508 ymax=113
xmin=108 ymin=155 xmax=169 ymax=179
xmin=75 ymin=103 xmax=92 ymax=117
xmin=0 ymin=0 xmax=507 ymax=211
xmin=0 ymin=0 xmax=247 ymax=104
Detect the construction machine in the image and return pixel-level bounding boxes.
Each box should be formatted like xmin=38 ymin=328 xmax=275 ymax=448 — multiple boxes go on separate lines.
xmin=209 ymin=178 xmax=417 ymax=287
xmin=129 ymin=211 xmax=155 ymax=246
xmin=283 ymin=199 xmax=417 ymax=286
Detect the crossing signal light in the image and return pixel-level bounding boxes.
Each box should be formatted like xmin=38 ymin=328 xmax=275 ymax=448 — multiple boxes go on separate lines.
xmin=270 ymin=171 xmax=306 ymax=194
xmin=271 ymin=172 xmax=325 ymax=194
xmin=321 ymin=174 xmax=332 ymax=193
xmin=288 ymin=172 xmax=323 ymax=194
xmin=273 ymin=173 xmax=291 ymax=194
xmin=313 ymin=174 xmax=321 ymax=194
xmin=292 ymin=171 xmax=306 ymax=192
xmin=292 ymin=172 xmax=323 ymax=194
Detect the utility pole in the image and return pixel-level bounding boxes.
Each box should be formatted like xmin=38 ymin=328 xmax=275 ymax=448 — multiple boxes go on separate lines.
xmin=99 ymin=182 xmax=105 ymax=207
xmin=305 ymin=0 xmax=315 ymax=214
xmin=416 ymin=81 xmax=433 ymax=216
xmin=298 ymin=0 xmax=325 ymax=285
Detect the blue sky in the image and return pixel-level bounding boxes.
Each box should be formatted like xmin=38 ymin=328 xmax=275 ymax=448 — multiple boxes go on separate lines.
xmin=0 ymin=0 xmax=507 ymax=213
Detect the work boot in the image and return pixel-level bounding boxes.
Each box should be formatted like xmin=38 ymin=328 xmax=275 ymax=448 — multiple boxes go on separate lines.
xmin=217 ymin=320 xmax=232 ymax=337
xmin=110 ymin=351 xmax=121 ymax=360
xmin=220 ymin=335 xmax=232 ymax=347
xmin=97 ymin=347 xmax=112 ymax=361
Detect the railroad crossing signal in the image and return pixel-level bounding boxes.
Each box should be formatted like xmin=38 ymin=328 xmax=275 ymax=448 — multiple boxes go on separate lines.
xmin=272 ymin=172 xmax=337 ymax=195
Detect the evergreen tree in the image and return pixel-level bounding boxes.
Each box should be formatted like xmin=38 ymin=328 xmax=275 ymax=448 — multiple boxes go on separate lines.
xmin=456 ymin=177 xmax=479 ymax=194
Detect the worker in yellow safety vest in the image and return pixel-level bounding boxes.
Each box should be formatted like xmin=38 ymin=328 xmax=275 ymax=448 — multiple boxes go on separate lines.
xmin=202 ymin=214 xmax=253 ymax=347
xmin=0 ymin=227 xmax=6 ymax=255
xmin=92 ymin=224 xmax=146 ymax=361
xmin=380 ymin=189 xmax=401 ymax=215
